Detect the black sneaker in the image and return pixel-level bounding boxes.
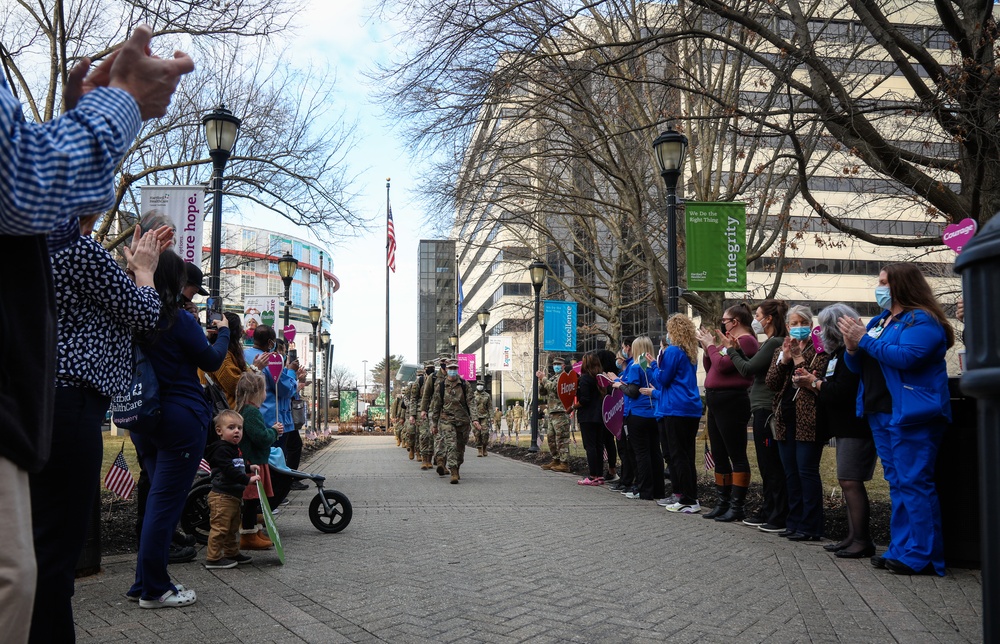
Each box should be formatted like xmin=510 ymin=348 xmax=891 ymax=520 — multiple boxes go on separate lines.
xmin=608 ymin=483 xmax=626 ymax=491
xmin=604 ymin=473 xmax=620 ymax=484
xmin=742 ymin=514 xmax=766 ymax=527
xmin=289 ymin=481 xmax=310 ymax=491
xmin=230 ymin=553 xmax=254 ymax=565
xmin=757 ymin=523 xmax=785 ymax=534
xmin=168 ymin=544 xmax=196 ymax=564
xmin=204 ymin=558 xmax=238 ymax=570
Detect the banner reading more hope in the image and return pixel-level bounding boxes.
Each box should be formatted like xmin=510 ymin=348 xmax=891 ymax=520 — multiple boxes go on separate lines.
xmin=140 ymin=186 xmax=205 ymax=266
xmin=685 ymin=201 xmax=747 ymax=292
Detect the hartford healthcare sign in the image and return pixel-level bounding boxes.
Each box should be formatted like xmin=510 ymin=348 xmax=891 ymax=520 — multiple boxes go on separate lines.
xmin=685 ymin=201 xmax=747 ymax=292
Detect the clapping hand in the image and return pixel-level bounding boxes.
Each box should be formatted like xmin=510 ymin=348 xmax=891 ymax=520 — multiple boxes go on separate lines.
xmin=837 ymin=315 xmax=865 ymax=351
xmin=123 ymin=225 xmax=160 ymax=281
xmin=253 ymin=353 xmax=270 ymax=371
xmin=638 ymin=386 xmax=654 ymax=396
xmin=695 ymin=327 xmax=717 ymax=348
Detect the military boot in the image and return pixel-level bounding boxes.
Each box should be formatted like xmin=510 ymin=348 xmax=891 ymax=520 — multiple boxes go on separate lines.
xmin=482 ymin=446 xmax=488 ymax=457
xmin=541 ymin=459 xmax=558 ymax=471
xmin=421 ymin=455 xmax=432 ymax=470
xmin=450 ymin=465 xmax=460 ymax=484
xmin=476 ymin=446 xmax=483 ymax=457
xmin=396 ymin=436 xmax=401 ymax=446
xmin=436 ymin=456 xmax=450 ymax=476
xmin=408 ymin=446 xmax=415 ymax=460
xmin=551 ymin=460 xmax=570 ymax=473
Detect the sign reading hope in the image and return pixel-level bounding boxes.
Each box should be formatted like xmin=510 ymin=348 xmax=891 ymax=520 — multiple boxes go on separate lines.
xmin=557 ymin=370 xmax=578 ymax=410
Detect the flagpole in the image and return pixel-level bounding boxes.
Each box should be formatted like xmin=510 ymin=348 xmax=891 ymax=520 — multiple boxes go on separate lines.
xmin=385 ymin=178 xmax=391 ymax=418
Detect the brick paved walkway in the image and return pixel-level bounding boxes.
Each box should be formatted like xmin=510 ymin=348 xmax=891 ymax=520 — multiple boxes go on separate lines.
xmin=73 ymin=436 xmax=983 ymax=643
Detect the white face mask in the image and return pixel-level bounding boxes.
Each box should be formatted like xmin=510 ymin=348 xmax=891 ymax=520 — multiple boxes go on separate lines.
xmin=751 ymin=319 xmax=765 ymax=335
xmin=476 ymin=385 xmax=484 ymax=391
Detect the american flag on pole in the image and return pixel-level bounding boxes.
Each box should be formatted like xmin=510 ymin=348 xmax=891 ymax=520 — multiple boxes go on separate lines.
xmin=704 ymin=441 xmax=715 ymax=471
xmin=104 ymin=449 xmax=136 ymax=500
xmin=199 ymin=459 xmax=212 ymax=474
xmin=386 ymin=204 xmax=396 ymax=272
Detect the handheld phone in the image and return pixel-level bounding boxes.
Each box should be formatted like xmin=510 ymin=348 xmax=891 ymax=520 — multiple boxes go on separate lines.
xmin=288 ymin=349 xmax=298 ymax=362
xmin=206 ymin=297 xmax=223 ymax=328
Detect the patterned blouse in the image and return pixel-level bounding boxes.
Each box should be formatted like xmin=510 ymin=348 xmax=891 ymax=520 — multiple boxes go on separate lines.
xmin=51 ymin=236 xmax=161 ymax=397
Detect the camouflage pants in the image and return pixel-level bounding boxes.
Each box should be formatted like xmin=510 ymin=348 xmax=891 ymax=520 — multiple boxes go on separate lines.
xmin=513 ymin=419 xmax=523 ymax=435
xmin=394 ymin=420 xmax=403 ymax=441
xmin=547 ymin=413 xmax=570 ymax=462
xmin=402 ymin=416 xmax=417 ymax=448
xmin=473 ymin=421 xmax=490 ymax=448
xmin=439 ymin=421 xmax=471 ymax=469
xmin=418 ymin=417 xmax=433 ymax=457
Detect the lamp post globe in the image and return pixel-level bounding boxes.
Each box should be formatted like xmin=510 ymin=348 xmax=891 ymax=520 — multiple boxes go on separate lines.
xmin=652 ymin=125 xmax=688 ymax=316
xmin=527 ymin=259 xmax=546 ymax=452
xmin=202 ymin=105 xmax=242 ymax=303
xmin=278 ymin=252 xmax=299 ymax=329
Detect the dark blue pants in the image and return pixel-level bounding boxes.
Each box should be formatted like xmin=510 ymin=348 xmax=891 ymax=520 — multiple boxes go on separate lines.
xmin=868 ymin=412 xmax=945 ymax=575
xmin=129 ymin=402 xmax=206 ymax=599
xmin=29 ymin=387 xmax=109 ymax=643
xmin=776 ymin=438 xmax=825 ymax=537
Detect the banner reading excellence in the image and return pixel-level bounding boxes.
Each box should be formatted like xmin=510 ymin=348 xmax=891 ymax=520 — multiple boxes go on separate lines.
xmin=685 ymin=201 xmax=747 ymax=292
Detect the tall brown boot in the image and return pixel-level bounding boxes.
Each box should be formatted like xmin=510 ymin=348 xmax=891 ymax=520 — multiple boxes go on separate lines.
xmin=408 ymin=446 xmax=415 ymax=460
xmin=436 ymin=456 xmax=450 ymax=476
xmin=421 ymin=455 xmax=431 ymax=470
xmin=450 ymin=465 xmax=460 ymax=484
xmin=476 ymin=446 xmax=483 ymax=457
xmin=396 ymin=436 xmax=401 ymax=446
xmin=482 ymin=446 xmax=488 ymax=457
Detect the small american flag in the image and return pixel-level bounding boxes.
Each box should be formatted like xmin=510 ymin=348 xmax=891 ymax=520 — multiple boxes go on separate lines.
xmin=704 ymin=442 xmax=715 ymax=471
xmin=104 ymin=450 xmax=136 ymax=500
xmin=386 ymin=204 xmax=396 ymax=273
xmin=199 ymin=458 xmax=212 ymax=474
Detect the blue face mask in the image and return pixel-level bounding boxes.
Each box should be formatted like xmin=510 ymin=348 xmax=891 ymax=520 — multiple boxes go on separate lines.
xmin=875 ymin=285 xmax=892 ymax=310
xmin=553 ymin=365 xmax=562 ymax=374
xmin=789 ymin=326 xmax=811 ymax=341
xmin=447 ymin=369 xmax=458 ymax=378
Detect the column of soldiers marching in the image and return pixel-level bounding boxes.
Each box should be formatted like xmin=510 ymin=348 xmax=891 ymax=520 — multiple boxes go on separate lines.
xmin=390 ymin=357 xmax=493 ymax=484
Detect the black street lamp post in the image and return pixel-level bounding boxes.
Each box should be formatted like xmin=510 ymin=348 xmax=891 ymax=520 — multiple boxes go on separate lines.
xmin=309 ymin=305 xmax=321 ymax=431
xmin=652 ymin=125 xmax=689 ymax=316
xmin=449 ymin=334 xmax=459 ymax=359
xmin=320 ymin=329 xmax=331 ymax=428
xmin=278 ymin=252 xmax=299 ymax=331
xmin=528 ymin=259 xmax=546 ymax=452
xmin=477 ymin=307 xmax=491 ymax=383
xmin=202 ymin=105 xmax=242 ymax=305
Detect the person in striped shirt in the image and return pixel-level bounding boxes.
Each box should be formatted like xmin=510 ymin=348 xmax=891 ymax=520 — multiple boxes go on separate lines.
xmin=0 ymin=24 xmax=193 ymax=642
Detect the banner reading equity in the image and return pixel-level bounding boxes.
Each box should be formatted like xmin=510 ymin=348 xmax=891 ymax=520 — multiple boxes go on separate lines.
xmin=140 ymin=186 xmax=205 ymax=266
xmin=487 ymin=336 xmax=514 ymax=372
xmin=543 ymin=301 xmax=577 ymax=352
xmin=685 ymin=201 xmax=747 ymax=292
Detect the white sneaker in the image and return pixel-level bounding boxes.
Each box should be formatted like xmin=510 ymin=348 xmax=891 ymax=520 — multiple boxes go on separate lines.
xmin=624 ymin=492 xmax=643 ymax=500
xmin=139 ymin=588 xmax=197 ymax=609
xmin=656 ymin=495 xmax=678 ymax=507
xmin=666 ymin=501 xmax=702 ymax=514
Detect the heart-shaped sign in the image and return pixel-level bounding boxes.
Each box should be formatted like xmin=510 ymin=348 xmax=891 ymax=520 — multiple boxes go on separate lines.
xmin=811 ymin=326 xmax=825 ymax=354
xmin=282 ymin=324 xmax=296 ymax=344
xmin=558 ymin=370 xmax=578 ymax=410
xmin=267 ymin=352 xmax=284 ymax=382
xmin=261 ymin=310 xmax=276 ymax=329
xmin=943 ymin=218 xmax=978 ymax=254
xmin=601 ymin=389 xmax=625 ymax=439
xmin=571 ymin=361 xmax=582 ymax=375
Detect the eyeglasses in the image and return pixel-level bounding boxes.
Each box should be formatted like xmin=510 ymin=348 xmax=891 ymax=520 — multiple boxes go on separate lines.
xmin=721 ymin=318 xmax=735 ymax=325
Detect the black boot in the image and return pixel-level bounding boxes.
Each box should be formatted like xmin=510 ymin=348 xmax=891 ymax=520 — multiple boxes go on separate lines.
xmin=716 ymin=485 xmax=747 ymax=522
xmin=703 ymin=485 xmax=731 ymax=519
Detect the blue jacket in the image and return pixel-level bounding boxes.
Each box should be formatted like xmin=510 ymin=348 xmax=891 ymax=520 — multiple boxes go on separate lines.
xmin=622 ymin=361 xmax=656 ymax=418
xmin=618 ymin=356 xmax=634 ymax=417
xmin=244 ymin=348 xmax=298 ymax=428
xmin=650 ymin=346 xmax=703 ymax=419
xmin=843 ymin=309 xmax=951 ymax=426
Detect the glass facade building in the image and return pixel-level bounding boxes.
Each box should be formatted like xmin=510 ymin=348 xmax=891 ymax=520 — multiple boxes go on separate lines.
xmin=418 ymin=240 xmax=457 ymax=363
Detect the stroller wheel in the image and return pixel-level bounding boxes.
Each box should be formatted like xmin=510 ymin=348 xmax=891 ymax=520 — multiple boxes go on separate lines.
xmin=309 ymin=490 xmax=352 ymax=533
xmin=180 ymin=483 xmax=212 ymax=545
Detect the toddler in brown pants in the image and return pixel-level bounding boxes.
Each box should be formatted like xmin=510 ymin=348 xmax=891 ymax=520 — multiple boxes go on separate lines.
xmin=204 ymin=410 xmax=260 ymax=569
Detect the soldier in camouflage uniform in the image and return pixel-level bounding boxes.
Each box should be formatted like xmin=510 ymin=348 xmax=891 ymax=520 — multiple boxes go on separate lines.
xmin=430 ymin=359 xmax=474 ymax=484
xmin=511 ymin=401 xmax=525 ymax=437
xmin=408 ymin=362 xmax=431 ymax=469
xmin=418 ymin=358 xmax=446 ymax=469
xmin=471 ymin=379 xmax=493 ymax=457
xmin=399 ymin=381 xmax=417 ymax=458
xmin=537 ymin=356 xmax=571 ymax=472
xmin=392 ymin=389 xmax=405 ymax=448
xmin=493 ymin=406 xmax=502 ymax=441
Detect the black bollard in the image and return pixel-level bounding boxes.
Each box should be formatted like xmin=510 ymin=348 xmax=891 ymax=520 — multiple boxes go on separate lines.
xmin=954 ymin=213 xmax=1000 ymax=643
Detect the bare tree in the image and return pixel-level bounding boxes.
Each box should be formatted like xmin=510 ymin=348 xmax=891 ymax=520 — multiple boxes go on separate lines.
xmin=1 ymin=0 xmax=365 ymax=249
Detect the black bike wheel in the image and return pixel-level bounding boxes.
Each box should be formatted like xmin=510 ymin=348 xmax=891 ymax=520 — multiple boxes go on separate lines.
xmin=180 ymin=483 xmax=212 ymax=545
xmin=308 ymin=490 xmax=352 ymax=533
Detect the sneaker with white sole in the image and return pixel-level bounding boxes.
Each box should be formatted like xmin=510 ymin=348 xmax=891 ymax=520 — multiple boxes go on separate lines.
xmin=204 ymin=558 xmax=238 ymax=570
xmin=139 ymin=588 xmax=197 ymax=609
xmin=656 ymin=495 xmax=678 ymax=507
xmin=624 ymin=492 xmax=644 ymax=500
xmin=666 ymin=501 xmax=702 ymax=514
xmin=604 ymin=473 xmax=620 ymax=484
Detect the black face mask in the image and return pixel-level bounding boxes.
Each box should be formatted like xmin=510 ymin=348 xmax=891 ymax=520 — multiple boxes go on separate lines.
xmin=425 ymin=367 xmax=434 ymax=375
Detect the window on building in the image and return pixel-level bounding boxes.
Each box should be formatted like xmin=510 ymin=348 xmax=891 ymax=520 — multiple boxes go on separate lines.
xmin=292 ymin=283 xmax=303 ymax=307
xmin=292 ymin=241 xmax=304 ymax=262
xmin=241 ymin=229 xmax=257 ymax=251
xmin=241 ymin=274 xmax=255 ymax=297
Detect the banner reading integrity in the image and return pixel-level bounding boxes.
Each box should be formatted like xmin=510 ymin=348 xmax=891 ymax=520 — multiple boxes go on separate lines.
xmin=685 ymin=201 xmax=747 ymax=292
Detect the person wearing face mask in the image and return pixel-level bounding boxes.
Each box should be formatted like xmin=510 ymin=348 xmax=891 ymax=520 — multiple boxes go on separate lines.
xmin=429 ymin=360 xmax=473 ymax=483
xmin=607 ymin=338 xmax=638 ymax=493
xmin=765 ymin=305 xmax=830 ymax=542
xmin=537 ymin=357 xmax=572 ymax=472
xmin=471 ymin=379 xmax=493 ymax=457
xmin=409 ymin=362 xmax=435 ymax=469
xmin=511 ymin=401 xmax=525 ymax=439
xmin=697 ymin=303 xmax=758 ymax=521
xmin=837 ymin=264 xmax=953 ymax=576
xmin=722 ymin=299 xmax=789 ymax=533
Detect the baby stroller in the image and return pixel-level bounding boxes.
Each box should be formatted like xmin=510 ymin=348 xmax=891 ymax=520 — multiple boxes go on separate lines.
xmin=182 ymin=466 xmax=352 ymax=543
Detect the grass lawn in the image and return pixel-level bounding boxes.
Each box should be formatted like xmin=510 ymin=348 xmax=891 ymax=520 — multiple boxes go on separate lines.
xmin=495 ymin=428 xmax=889 ymax=503
xmin=101 ymin=431 xmax=141 ymax=480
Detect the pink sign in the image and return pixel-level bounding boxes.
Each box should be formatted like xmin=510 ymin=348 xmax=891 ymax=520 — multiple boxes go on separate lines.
xmin=282 ymin=324 xmax=296 ymax=343
xmin=571 ymin=361 xmax=582 ymax=375
xmin=457 ymin=353 xmax=477 ymax=380
xmin=942 ymin=218 xmax=977 ymax=254
xmin=267 ymin=352 xmax=284 ymax=382
xmin=597 ymin=374 xmax=614 ymax=388
xmin=811 ymin=326 xmax=825 ymax=354
xmin=601 ymin=389 xmax=625 ymax=439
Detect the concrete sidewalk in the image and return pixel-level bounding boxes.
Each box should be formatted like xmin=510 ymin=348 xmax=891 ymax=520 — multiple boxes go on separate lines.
xmin=73 ymin=436 xmax=982 ymax=643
